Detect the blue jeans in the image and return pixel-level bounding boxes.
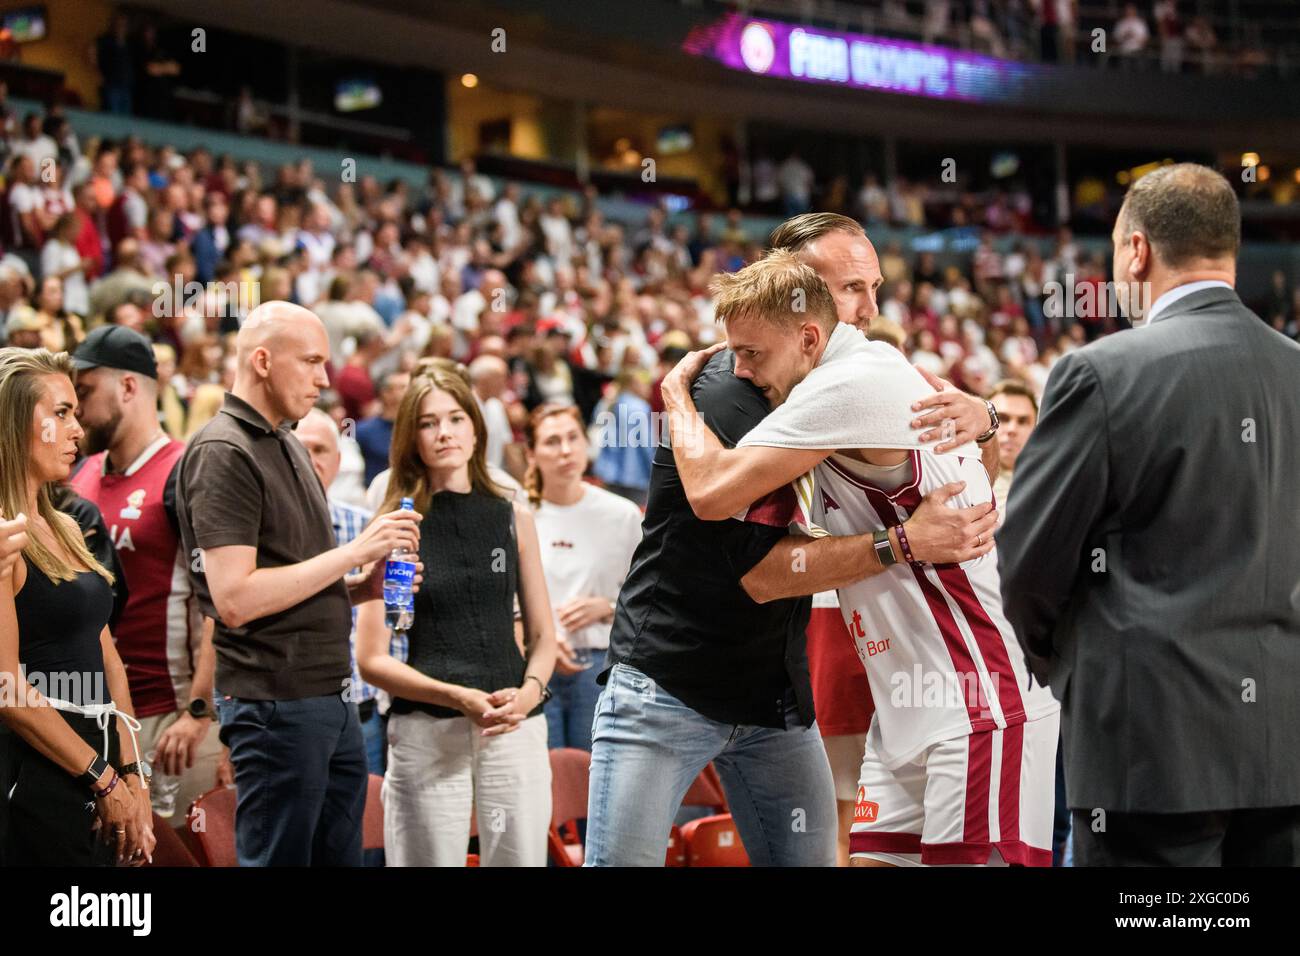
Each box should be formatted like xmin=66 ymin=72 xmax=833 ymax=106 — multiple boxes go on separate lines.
xmin=544 ymin=661 xmax=604 ymax=751
xmin=358 ymin=705 xmax=387 ymax=867
xmin=219 ymin=694 xmax=367 ymax=867
xmin=585 ymin=663 xmax=836 ymax=866
xmin=359 ymin=706 xmax=387 ymax=774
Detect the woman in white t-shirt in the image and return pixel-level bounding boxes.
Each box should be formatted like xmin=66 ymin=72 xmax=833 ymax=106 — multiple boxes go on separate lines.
xmin=39 ymin=214 xmax=91 ymax=320
xmin=525 ymin=404 xmax=643 ymax=751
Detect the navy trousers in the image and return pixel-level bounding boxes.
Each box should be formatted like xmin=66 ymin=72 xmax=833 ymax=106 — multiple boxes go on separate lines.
xmin=219 ymin=694 xmax=367 ymax=867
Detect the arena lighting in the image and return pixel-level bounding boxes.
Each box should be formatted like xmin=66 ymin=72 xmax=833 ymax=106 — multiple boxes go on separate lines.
xmin=682 ymin=12 xmax=1034 ymax=103
xmin=1129 ymin=160 xmax=1165 ymax=181
xmin=461 ymin=73 xmax=479 ymax=88
xmin=1257 ymin=165 xmax=1271 ymax=182
xmin=1241 ymin=152 xmax=1261 ymax=167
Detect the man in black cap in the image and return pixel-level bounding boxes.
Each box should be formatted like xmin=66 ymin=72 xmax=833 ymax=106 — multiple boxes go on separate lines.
xmin=69 ymin=325 xmax=222 ymax=830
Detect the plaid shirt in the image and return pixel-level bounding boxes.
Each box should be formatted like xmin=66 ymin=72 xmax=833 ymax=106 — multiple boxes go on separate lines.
xmin=330 ymin=500 xmax=408 ymax=704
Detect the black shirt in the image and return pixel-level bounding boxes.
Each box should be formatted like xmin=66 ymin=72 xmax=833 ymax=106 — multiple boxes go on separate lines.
xmin=14 ymin=554 xmax=114 ymax=707
xmin=176 ymin=393 xmax=353 ymax=701
xmin=393 ymin=488 xmax=540 ymax=720
xmin=602 ymin=350 xmax=814 ymax=729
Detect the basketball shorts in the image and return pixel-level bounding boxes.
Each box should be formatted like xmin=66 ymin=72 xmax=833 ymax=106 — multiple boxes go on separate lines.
xmin=849 ymin=712 xmax=1059 ymax=867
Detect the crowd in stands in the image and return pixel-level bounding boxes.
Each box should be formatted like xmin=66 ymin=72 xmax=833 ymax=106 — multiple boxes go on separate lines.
xmin=76 ymin=9 xmax=1300 ymax=244
xmin=791 ymin=0 xmax=1285 ymax=76
xmin=1 ymin=100 xmax=1298 ymax=512
xmin=744 ymin=153 xmax=1044 ymax=234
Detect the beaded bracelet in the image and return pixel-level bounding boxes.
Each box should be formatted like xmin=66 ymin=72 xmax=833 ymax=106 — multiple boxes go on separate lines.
xmin=92 ymin=772 xmax=120 ymax=799
xmin=893 ymin=523 xmax=917 ymax=564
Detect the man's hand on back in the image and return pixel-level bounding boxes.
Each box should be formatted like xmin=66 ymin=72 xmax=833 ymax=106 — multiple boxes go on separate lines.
xmin=661 ymin=342 xmax=728 ymax=462
xmin=902 ymin=481 xmax=998 ymax=564
xmin=660 ymin=342 xmax=726 ymax=410
xmin=910 ymin=366 xmax=994 ymax=453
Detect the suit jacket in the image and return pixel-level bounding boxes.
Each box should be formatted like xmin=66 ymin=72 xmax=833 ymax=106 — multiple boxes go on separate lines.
xmin=190 ymin=226 xmax=227 ymax=285
xmin=998 ymin=286 xmax=1300 ymax=813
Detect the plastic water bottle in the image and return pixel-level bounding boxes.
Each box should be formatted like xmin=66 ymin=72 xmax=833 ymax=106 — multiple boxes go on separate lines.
xmin=383 ymin=497 xmax=417 ymax=632
xmin=570 ymin=642 xmax=593 ymax=670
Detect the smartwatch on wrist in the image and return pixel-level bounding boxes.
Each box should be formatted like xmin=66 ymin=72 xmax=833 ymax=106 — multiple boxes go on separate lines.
xmin=872 ymin=528 xmax=898 ymax=567
xmin=188 ymin=697 xmax=213 ymax=720
xmin=975 ymin=400 xmax=1000 ymax=444
xmin=81 ymin=755 xmax=111 ymax=792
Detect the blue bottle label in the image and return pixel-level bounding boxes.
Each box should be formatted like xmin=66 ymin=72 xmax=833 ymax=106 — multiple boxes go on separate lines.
xmin=384 ymin=561 xmax=416 ymax=586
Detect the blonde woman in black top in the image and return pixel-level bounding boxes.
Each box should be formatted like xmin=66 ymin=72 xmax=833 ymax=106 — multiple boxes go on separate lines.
xmin=0 ymin=348 xmax=154 ymax=866
xmin=356 ymin=365 xmax=557 ymax=866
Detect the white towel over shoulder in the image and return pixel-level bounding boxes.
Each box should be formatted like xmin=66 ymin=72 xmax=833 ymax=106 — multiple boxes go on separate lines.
xmin=737 ymin=322 xmax=981 ymax=457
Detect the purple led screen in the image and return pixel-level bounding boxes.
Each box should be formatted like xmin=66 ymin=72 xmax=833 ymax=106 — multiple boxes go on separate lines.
xmin=683 ymin=13 xmax=1037 ymax=103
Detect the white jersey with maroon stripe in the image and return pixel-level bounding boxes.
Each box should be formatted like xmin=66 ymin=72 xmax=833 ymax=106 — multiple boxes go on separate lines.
xmin=806 ymin=449 xmax=1058 ymax=771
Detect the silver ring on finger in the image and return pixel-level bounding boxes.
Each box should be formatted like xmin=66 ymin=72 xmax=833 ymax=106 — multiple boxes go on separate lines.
xmin=977 ymin=534 xmax=983 ymax=546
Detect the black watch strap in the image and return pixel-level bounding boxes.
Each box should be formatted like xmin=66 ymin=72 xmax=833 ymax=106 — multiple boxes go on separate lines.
xmin=81 ymin=754 xmax=111 ymax=790
xmin=119 ymin=761 xmax=151 ymax=783
xmin=872 ymin=528 xmax=898 ymax=567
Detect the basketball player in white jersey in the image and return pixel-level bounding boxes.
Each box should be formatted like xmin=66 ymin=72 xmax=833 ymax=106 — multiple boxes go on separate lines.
xmin=661 ymin=245 xmax=1059 ymax=867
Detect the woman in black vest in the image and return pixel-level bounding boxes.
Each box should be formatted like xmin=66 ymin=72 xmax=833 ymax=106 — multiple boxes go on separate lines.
xmin=0 ymin=347 xmax=154 ymax=866
xmin=356 ymin=364 xmax=556 ymax=866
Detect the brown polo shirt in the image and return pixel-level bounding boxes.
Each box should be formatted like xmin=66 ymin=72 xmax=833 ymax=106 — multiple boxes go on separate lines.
xmin=176 ymin=392 xmax=352 ymax=700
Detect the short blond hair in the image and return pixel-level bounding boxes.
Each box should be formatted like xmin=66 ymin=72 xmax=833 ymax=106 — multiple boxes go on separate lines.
xmin=710 ymin=250 xmax=836 ymax=333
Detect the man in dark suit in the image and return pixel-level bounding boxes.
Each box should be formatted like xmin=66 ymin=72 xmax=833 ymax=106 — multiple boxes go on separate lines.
xmin=189 ymin=192 xmax=231 ymax=285
xmin=998 ymin=164 xmax=1300 ymax=866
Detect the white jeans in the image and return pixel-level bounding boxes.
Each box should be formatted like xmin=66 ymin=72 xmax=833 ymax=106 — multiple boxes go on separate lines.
xmin=383 ymin=711 xmax=551 ymax=867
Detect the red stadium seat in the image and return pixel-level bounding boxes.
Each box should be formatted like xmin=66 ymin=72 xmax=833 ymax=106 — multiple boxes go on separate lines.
xmin=541 ymin=750 xmax=724 ymax=866
xmin=187 ymin=785 xmax=384 ymax=868
xmin=363 ymin=774 xmax=385 ymax=851
xmin=665 ymin=824 xmax=685 ymax=867
xmin=187 ymin=780 xmax=385 ymax=864
xmin=682 ymin=762 xmax=728 ymax=812
xmin=680 ymin=813 xmax=749 ymax=867
xmin=665 ymin=763 xmax=729 ymax=865
xmin=145 ymin=812 xmax=199 ymax=867
xmin=186 ymin=786 xmax=237 ymax=867
xmin=547 ymin=747 xmax=591 ymax=866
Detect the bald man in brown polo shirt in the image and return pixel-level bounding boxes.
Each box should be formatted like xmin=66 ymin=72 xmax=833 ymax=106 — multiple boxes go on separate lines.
xmin=177 ymin=301 xmax=421 ymax=866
